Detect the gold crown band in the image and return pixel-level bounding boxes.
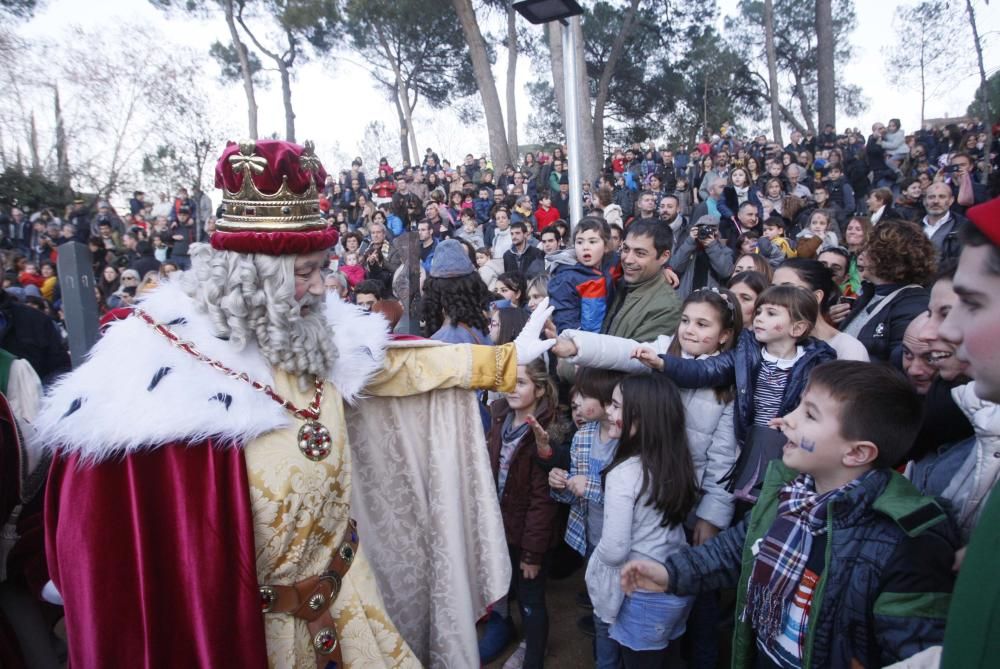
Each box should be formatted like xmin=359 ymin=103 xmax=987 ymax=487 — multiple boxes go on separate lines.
xmin=215 ymin=219 xmax=328 ymax=232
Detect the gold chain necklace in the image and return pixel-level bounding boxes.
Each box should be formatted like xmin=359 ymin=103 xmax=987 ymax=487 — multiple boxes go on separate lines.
xmin=133 ymin=308 xmax=334 ymax=461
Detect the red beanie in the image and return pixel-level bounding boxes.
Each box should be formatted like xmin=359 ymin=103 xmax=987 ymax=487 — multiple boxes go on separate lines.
xmin=967 ymin=196 xmax=1000 ymax=248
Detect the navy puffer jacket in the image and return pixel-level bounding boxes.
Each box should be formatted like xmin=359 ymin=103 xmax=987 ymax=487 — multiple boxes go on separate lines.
xmin=665 ymin=462 xmax=957 ymax=669
xmin=659 ymin=328 xmax=836 ymax=444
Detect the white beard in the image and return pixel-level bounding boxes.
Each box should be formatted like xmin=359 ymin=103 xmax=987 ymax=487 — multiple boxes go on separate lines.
xmin=255 ymin=291 xmax=338 ymax=386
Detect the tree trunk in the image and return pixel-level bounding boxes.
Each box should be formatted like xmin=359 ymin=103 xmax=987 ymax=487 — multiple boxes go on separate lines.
xmin=28 ymin=112 xmax=40 ymax=174
xmin=236 ymin=7 xmax=298 ymax=143
xmin=392 ymin=92 xmax=411 ymax=166
xmin=703 ymin=75 xmax=709 ymax=138
xmin=278 ymin=61 xmax=296 ymax=142
xmin=54 ymin=86 xmax=70 ymax=188
xmin=592 ymin=0 xmax=641 ymax=162
xmin=764 ymin=0 xmax=783 ymax=144
xmin=919 ymin=40 xmax=926 ymax=127
xmin=375 ymin=25 xmax=420 ymax=165
xmin=505 ymin=4 xmax=519 ymax=165
xmin=450 ymin=0 xmax=510 ymax=169
xmin=815 ymin=0 xmax=835 ymax=131
xmin=224 ymin=0 xmax=258 ymax=140
xmin=965 ymin=0 xmax=992 ymax=153
xmin=791 ymin=67 xmax=817 ymax=135
xmin=401 ymin=85 xmax=419 ymax=163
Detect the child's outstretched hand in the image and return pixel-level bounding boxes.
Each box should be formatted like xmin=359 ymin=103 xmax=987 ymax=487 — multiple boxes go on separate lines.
xmin=631 ymin=345 xmax=664 ymax=371
xmin=566 ymin=475 xmax=587 ymax=497
xmin=768 ymin=415 xmax=794 ymax=433
xmin=526 ymin=414 xmax=552 ymax=459
xmin=549 ymin=336 xmax=578 ymax=359
xmin=621 ymin=559 xmax=669 ymax=595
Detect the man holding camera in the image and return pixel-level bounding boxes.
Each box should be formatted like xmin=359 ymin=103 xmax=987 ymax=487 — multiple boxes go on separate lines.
xmin=391 ymin=176 xmax=422 ymax=227
xmin=667 ymin=214 xmax=735 ymax=299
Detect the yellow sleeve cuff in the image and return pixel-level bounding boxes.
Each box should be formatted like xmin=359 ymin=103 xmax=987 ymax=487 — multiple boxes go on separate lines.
xmin=365 ymin=343 xmax=517 ymax=397
xmin=469 ymin=343 xmax=517 ymax=393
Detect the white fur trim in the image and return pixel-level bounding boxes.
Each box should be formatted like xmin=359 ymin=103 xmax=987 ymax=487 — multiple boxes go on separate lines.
xmin=36 ymin=284 xmax=390 ymax=462
xmin=324 ymin=293 xmax=389 ymax=403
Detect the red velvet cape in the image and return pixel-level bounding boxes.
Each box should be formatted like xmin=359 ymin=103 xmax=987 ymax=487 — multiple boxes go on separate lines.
xmin=44 ymin=442 xmax=267 ymax=668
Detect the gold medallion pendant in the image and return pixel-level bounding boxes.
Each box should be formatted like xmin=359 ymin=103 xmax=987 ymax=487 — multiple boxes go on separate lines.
xmin=298 ymin=420 xmax=333 ymax=461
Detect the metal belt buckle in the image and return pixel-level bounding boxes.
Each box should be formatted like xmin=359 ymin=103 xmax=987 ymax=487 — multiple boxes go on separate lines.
xmin=259 ymin=585 xmax=277 ymax=613
xmin=319 ymin=572 xmax=343 ymax=601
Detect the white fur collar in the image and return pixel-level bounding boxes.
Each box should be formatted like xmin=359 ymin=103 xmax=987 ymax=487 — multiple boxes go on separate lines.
xmin=36 ymin=282 xmax=388 ymax=462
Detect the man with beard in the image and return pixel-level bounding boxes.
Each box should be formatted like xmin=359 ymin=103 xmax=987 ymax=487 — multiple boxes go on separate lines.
xmin=38 ymin=140 xmax=555 ymax=668
xmin=600 ymin=219 xmax=680 ymax=341
xmin=922 ymin=182 xmax=966 ymax=262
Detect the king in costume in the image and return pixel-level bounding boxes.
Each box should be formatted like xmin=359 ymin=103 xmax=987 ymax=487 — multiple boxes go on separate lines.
xmin=37 ymin=140 xmax=555 ymax=668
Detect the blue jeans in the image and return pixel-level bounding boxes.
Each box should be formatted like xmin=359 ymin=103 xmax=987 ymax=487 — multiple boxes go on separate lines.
xmin=594 ymin=615 xmax=621 ymax=669
xmin=509 ymin=545 xmax=549 ymax=669
xmin=610 ymin=591 xmax=693 ymax=651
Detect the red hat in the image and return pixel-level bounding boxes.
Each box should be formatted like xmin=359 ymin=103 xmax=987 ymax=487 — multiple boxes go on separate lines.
xmin=967 ymin=196 xmax=1000 ymax=248
xmin=212 ymin=139 xmax=337 ymax=255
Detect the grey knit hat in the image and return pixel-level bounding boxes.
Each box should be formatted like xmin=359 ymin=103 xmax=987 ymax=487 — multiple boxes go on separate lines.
xmin=429 ymin=239 xmax=476 ymax=278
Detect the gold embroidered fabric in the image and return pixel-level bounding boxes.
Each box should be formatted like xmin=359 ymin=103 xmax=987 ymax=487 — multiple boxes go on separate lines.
xmin=245 ymin=369 xmax=420 ymax=669
xmin=365 ymin=343 xmax=517 ymax=396
xmin=348 ymin=344 xmax=511 ymax=667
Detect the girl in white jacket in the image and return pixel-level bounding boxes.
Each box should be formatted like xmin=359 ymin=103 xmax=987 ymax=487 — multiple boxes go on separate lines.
xmin=586 ymin=373 xmax=698 ymax=667
xmin=552 ymin=288 xmax=742 ymax=542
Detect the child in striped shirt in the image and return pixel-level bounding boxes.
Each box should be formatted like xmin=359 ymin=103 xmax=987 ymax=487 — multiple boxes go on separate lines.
xmin=634 ymin=285 xmax=836 ymax=506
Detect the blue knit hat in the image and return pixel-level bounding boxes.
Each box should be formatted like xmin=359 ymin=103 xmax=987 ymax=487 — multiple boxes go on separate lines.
xmin=430 ymin=239 xmax=476 ymax=278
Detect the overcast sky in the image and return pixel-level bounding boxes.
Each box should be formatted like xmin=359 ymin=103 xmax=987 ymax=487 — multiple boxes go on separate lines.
xmin=20 ymin=0 xmax=1000 ymax=173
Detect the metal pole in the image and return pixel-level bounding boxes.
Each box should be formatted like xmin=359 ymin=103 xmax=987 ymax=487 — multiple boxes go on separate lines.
xmin=562 ymin=17 xmax=583 ymax=232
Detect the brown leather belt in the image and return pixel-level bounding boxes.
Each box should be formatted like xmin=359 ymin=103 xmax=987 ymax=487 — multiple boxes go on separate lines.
xmin=259 ymin=518 xmax=359 ymax=669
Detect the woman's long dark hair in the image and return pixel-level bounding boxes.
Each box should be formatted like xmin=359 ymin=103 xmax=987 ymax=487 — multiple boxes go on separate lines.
xmin=604 ymin=375 xmax=697 ymax=528
xmin=495 ymin=306 xmax=529 ymax=345
xmin=778 ymin=258 xmax=840 ymax=316
xmin=496 ymin=271 xmax=527 ymax=307
xmin=421 ymin=272 xmax=491 ymax=337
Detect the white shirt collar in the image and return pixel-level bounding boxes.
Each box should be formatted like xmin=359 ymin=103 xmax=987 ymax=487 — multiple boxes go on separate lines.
xmin=761 ymin=345 xmax=805 ymax=370
xmin=922 ymin=211 xmax=952 ymax=238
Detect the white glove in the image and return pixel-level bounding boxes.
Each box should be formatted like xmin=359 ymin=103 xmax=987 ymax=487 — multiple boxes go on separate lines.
xmin=513 ymin=297 xmax=557 ymax=365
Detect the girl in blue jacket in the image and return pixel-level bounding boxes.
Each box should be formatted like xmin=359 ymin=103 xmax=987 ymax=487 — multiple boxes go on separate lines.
xmin=634 ymin=285 xmax=836 ymax=505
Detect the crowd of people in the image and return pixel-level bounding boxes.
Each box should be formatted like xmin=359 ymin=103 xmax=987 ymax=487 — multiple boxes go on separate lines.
xmin=0 ymin=115 xmax=998 ymax=669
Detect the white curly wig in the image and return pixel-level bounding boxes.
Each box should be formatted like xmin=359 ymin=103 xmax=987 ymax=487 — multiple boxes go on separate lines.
xmin=178 ymin=243 xmax=337 ymax=382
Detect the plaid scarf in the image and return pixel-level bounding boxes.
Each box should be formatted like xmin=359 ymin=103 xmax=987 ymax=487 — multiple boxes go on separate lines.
xmin=742 ymin=473 xmax=864 ymax=641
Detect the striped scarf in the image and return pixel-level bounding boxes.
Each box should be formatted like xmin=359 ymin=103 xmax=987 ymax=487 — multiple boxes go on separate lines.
xmin=742 ymin=473 xmax=865 ymax=641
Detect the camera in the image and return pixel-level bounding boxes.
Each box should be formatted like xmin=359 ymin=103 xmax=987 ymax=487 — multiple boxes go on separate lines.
xmin=696 ymin=224 xmax=717 ymax=240
xmin=942 ymin=165 xmax=961 ymax=174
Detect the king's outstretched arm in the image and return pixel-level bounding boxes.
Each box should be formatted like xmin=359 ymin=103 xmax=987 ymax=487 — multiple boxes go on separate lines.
xmin=364 ymin=298 xmax=555 ymax=397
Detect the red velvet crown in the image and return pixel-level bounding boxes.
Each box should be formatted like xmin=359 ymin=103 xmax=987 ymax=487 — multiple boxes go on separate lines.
xmin=212 ymin=139 xmax=338 ymax=255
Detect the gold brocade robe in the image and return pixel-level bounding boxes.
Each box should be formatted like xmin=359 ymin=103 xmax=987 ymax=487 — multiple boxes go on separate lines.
xmin=246 ymin=343 xmax=517 ymax=668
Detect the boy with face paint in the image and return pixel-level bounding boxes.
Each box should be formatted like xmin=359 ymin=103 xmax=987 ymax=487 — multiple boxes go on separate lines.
xmin=620 ymin=361 xmax=957 ymax=669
